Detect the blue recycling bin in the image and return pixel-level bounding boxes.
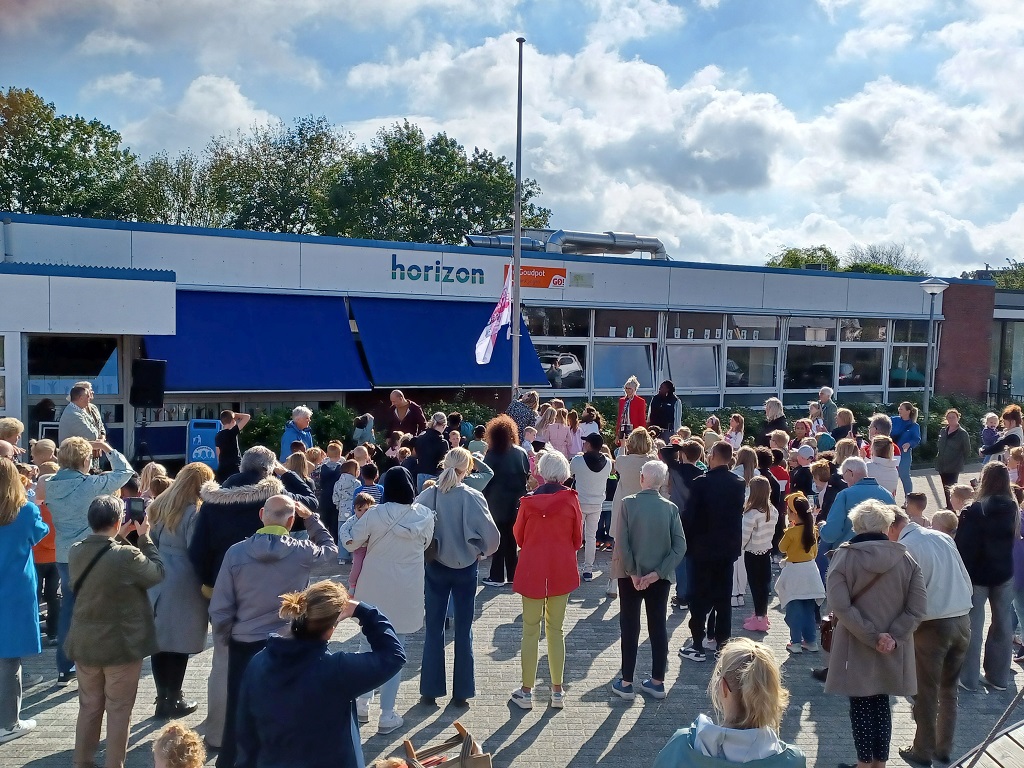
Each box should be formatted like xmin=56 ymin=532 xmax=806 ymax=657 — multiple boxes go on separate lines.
xmin=187 ymin=419 xmax=221 ymax=470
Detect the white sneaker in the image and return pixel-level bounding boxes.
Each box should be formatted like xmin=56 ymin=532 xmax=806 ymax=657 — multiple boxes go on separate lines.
xmin=377 ymin=711 xmax=403 ymax=735
xmin=705 ymin=639 xmax=718 ymax=651
xmin=0 ymin=719 xmax=36 ymax=744
xmin=605 ymin=579 xmax=618 ymax=597
xmin=356 ymin=698 xmax=369 ymax=724
xmin=22 ymin=674 xmax=44 ymax=688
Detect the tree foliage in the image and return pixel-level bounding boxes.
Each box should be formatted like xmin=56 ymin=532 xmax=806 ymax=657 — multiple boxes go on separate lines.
xmin=323 ymin=120 xmax=550 ymax=244
xmin=765 ymin=245 xmax=841 ymax=271
xmin=766 ymin=241 xmax=932 ymax=276
xmin=133 ymin=150 xmax=225 ymax=228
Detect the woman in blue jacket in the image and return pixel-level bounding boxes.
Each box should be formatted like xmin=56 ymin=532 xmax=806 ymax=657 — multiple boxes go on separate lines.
xmin=890 ymin=402 xmax=922 ymax=498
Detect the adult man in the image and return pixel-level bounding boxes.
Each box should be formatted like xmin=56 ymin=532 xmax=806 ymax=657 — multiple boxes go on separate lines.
xmin=820 ymin=457 xmax=895 ymax=552
xmin=58 ymin=383 xmax=105 ymax=445
xmin=663 ymin=441 xmax=703 ymax=609
xmin=679 ymin=442 xmax=745 ymax=662
xmin=279 ymin=406 xmax=313 ymax=460
xmin=888 ymin=509 xmax=973 ymax=767
xmin=383 ymin=390 xmax=426 ymax=436
xmin=209 ymin=495 xmax=337 ymax=768
xmin=862 ymin=413 xmax=901 ymax=459
xmin=215 ymin=410 xmax=251 ymax=483
xmin=415 ymin=412 xmax=450 ymax=491
xmin=188 ymin=445 xmax=318 ymax=749
xmin=818 ymin=387 xmax=838 ymax=432
xmin=570 ymin=433 xmax=613 ymax=582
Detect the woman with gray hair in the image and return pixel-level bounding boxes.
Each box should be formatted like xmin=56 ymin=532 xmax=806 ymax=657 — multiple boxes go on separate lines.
xmin=825 ymin=499 xmax=926 ymax=768
xmin=510 ymin=451 xmax=583 ymax=710
xmin=279 ymin=405 xmax=313 ymax=460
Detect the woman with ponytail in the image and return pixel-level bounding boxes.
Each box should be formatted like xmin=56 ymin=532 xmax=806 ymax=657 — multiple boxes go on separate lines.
xmin=235 ymin=581 xmax=405 ymax=768
xmin=415 ymin=448 xmax=500 ymax=708
xmin=653 ymin=637 xmax=805 ymax=768
xmin=775 ymin=493 xmax=826 ymax=653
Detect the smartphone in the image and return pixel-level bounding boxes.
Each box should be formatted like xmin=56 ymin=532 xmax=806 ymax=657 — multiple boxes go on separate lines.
xmin=125 ymin=497 xmax=147 ymax=524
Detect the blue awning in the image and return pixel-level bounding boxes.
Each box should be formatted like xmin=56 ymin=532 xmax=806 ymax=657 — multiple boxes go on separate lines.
xmin=145 ymin=291 xmax=371 ymax=392
xmin=349 ymin=297 xmax=548 ymax=388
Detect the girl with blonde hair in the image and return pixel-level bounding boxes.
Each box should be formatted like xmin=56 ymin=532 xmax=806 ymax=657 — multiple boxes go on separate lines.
xmin=148 ymin=462 xmax=214 ymax=718
xmin=741 ymin=476 xmax=778 ymax=633
xmin=653 ymin=637 xmax=804 ymax=768
xmin=139 ymin=461 xmax=168 ymax=500
xmin=566 ymin=410 xmax=584 ymax=456
xmin=544 ymin=408 xmax=573 ymax=460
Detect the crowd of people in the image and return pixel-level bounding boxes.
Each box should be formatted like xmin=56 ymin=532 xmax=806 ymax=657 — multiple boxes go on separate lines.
xmin=0 ymin=382 xmax=1022 ymax=768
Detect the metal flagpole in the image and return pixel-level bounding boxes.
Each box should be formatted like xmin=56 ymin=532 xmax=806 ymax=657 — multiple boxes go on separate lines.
xmin=511 ymin=36 xmax=525 ymax=403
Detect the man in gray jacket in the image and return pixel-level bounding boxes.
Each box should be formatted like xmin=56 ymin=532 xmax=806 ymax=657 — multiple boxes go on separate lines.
xmin=208 ymin=495 xmax=337 ymax=768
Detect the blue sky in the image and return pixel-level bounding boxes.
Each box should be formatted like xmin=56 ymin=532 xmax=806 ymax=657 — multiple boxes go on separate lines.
xmin=3 ymin=0 xmax=1022 ymax=276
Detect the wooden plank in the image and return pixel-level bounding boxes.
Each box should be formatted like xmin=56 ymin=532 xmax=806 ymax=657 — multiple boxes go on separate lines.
xmin=986 ymin=736 xmax=1024 ymax=768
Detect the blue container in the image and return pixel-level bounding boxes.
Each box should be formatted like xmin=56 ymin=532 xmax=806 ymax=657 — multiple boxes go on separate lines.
xmin=187 ymin=419 xmax=221 ymax=469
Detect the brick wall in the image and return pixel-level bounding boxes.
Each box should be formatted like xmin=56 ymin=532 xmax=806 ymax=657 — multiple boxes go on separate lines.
xmin=935 ymin=282 xmax=994 ymax=399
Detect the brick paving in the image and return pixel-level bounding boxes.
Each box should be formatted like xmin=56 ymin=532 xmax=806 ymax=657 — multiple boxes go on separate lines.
xmin=6 ymin=464 xmax=1018 ymax=768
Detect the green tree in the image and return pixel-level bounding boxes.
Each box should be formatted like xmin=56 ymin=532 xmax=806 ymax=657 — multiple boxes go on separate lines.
xmin=323 ymin=120 xmax=550 ymax=244
xmin=843 ymin=242 xmax=928 ymax=275
xmin=133 ymin=150 xmax=226 ymax=227
xmin=0 ymin=87 xmax=139 ymax=219
xmin=765 ymin=245 xmax=840 ymax=271
xmin=990 ymin=259 xmax=1024 ymax=290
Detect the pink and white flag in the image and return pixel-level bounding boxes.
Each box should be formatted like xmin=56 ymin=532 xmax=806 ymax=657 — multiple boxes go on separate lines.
xmin=475 ymin=263 xmax=514 ymax=364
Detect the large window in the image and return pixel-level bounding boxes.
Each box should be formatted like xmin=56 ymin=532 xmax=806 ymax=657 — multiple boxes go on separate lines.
xmin=522 ymin=306 xmax=591 ymax=337
xmin=534 ymin=344 xmax=587 ymax=389
xmin=665 ymin=345 xmax=720 ymax=389
xmin=27 ymin=336 xmax=120 ymax=396
xmin=839 ymin=348 xmax=884 ymax=387
xmin=726 ymin=347 xmax=776 ymax=388
xmin=789 ymin=317 xmax=837 ymax=342
xmin=893 ymin=320 xmax=929 ymax=344
xmin=593 ymin=343 xmax=655 ymax=389
xmin=730 ymin=315 xmax=780 ymax=341
xmin=595 ymin=310 xmax=659 ymax=339
xmin=889 ymin=346 xmax=928 ymax=388
xmin=840 ymin=317 xmax=888 ymax=343
xmin=785 ymin=346 xmax=835 ymax=388
xmin=667 ymin=313 xmax=724 ymax=341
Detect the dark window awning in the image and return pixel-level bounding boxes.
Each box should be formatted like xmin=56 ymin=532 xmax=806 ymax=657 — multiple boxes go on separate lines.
xmin=349 ymin=297 xmax=548 ymax=388
xmin=145 ymin=291 xmax=371 ymax=392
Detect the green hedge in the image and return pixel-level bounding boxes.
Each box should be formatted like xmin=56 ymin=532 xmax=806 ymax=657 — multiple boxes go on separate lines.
xmin=240 ymin=404 xmax=358 ymax=454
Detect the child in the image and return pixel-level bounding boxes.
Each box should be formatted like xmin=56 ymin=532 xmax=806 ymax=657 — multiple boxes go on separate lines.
xmin=653 ymin=637 xmax=805 ymax=768
xmin=385 ymin=431 xmax=404 ymax=460
xmin=546 ymin=408 xmax=573 ymax=459
xmin=30 ymin=438 xmax=56 ymax=465
xmin=725 ymin=414 xmax=744 ymax=451
xmin=866 ymin=436 xmax=899 ymax=497
xmin=566 ymin=410 xmax=584 ymax=457
xmin=355 ymin=463 xmax=384 ymax=504
xmin=536 ymin=407 xmax=557 ymax=445
xmin=808 ymin=401 xmax=826 ymax=434
xmin=948 ymin=483 xmax=974 ymax=514
xmin=448 ymin=430 xmax=462 ymax=448
xmin=153 ymin=722 xmax=206 ymax=768
xmin=351 ymin=444 xmax=372 ymax=468
xmin=148 ymin=475 xmax=173 ymax=499
xmin=776 ymin=493 xmax=825 ymax=654
xmin=317 ymin=442 xmax=344 ymax=542
xmin=769 ymin=430 xmax=790 ymax=458
xmin=741 ymin=476 xmax=778 ymax=633
xmin=702 ymin=416 xmax=722 ymax=452
xmin=1010 ymin=447 xmax=1024 ymax=484
xmin=522 ymin=425 xmax=538 ymax=449
xmin=579 ymin=407 xmax=602 ymax=439
xmin=340 ymin=492 xmax=377 ymax=590
xmin=982 ymin=412 xmax=1000 ymax=464
xmin=332 ymin=459 xmax=362 ymax=563
xmin=676 ymin=425 xmax=692 ymax=441
xmin=33 ymin=472 xmax=59 ymax=646
xmin=769 ymin=448 xmax=790 ymax=495
xmin=139 ymin=461 xmax=168 ymax=501
xmin=931 ymin=510 xmax=958 ymax=537
xmin=905 ymin=491 xmax=929 ymax=527
xmin=468 ymin=425 xmax=488 ymax=454
xmin=289 ymin=439 xmax=307 ymax=456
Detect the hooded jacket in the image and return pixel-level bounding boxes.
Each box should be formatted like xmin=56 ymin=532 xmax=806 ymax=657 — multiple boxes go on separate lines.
xmin=956 ymin=495 xmax=1018 ymax=586
xmin=209 ymin=513 xmax=338 ymax=644
xmin=824 ymin=534 xmax=926 ymax=698
xmin=865 ymin=453 xmax=900 ymax=497
xmin=415 ymin=427 xmax=449 ymax=477
xmin=513 ymin=484 xmax=583 ymax=599
xmin=819 ymin=478 xmax=893 ymax=550
xmin=46 ymin=448 xmax=135 ymax=562
xmin=279 ymin=420 xmax=313 ymax=460
xmin=569 ymin=451 xmax=612 ymax=508
xmin=188 ymin=469 xmax=319 ymax=590
xmin=653 ymin=715 xmax=806 ymax=768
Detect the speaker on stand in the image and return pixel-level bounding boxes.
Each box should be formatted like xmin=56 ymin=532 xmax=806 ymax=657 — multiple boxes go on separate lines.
xmin=130 ymin=359 xmax=166 ymax=465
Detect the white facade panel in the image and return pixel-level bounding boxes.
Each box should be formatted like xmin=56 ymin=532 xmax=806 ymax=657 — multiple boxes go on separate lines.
xmin=847 ymin=277 xmax=939 ymax=316
xmin=49 ymin=277 xmax=175 ymax=334
xmin=0 ymin=275 xmax=49 ymax=329
xmin=13 ymin=222 xmax=133 ymax=267
xmin=669 ymin=267 xmax=766 ymax=310
xmin=763 ymin=273 xmax=849 ymax=313
xmin=0 ymin=332 xmax=22 ymax=417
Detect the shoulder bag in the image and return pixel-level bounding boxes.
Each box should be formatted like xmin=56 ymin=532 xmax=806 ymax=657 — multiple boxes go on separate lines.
xmin=73 ymin=542 xmax=113 ymax=595
xmin=819 ymin=569 xmax=885 ymax=653
xmin=404 ymin=721 xmax=492 ymax=768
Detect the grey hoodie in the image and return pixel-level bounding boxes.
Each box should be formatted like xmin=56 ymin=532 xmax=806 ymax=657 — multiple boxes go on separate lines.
xmin=46 ymin=449 xmax=135 ymax=562
xmin=208 ymin=513 xmax=338 ymax=643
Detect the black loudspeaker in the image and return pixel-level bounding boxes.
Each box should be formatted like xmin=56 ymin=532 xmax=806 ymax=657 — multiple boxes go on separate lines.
xmin=130 ymin=359 xmax=167 ymax=409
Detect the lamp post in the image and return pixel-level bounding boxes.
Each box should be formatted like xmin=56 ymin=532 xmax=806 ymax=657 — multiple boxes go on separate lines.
xmin=920 ymin=277 xmax=949 ymax=443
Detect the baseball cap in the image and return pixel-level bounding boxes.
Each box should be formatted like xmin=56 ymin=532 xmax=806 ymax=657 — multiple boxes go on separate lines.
xmin=797 ymin=445 xmax=816 ymax=460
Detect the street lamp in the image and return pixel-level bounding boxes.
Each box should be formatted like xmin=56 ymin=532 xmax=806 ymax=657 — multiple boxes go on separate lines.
xmin=920 ymin=277 xmax=949 ymax=443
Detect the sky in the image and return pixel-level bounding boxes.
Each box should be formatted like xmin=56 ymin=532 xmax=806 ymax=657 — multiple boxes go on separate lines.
xmin=2 ymin=0 xmax=1022 ymax=277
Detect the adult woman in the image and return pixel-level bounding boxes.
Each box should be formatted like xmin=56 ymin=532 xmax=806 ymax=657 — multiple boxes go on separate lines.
xmin=981 ymin=404 xmax=1024 ymax=463
xmin=481 ymin=415 xmax=530 ymax=587
xmin=610 ymin=460 xmax=685 ymax=701
xmin=757 ymin=398 xmax=787 ymax=448
xmin=890 ymin=402 xmax=922 ymax=498
xmin=0 ymin=458 xmax=48 ymax=743
xmin=831 ymin=408 xmax=856 ymax=443
xmin=235 ymin=582 xmax=405 ymax=768
xmin=416 ymin=448 xmax=499 ymax=707
xmin=702 ymin=416 xmax=723 ymax=453
xmin=506 ymin=391 xmax=540 ymax=445
xmin=148 ymin=462 xmax=214 ymax=718
xmin=510 ymin=452 xmax=582 ymax=710
xmin=344 ymin=466 xmax=433 ymax=733
xmin=608 ymin=428 xmax=657 ymax=598
xmin=955 ymin=461 xmax=1018 ymax=691
xmin=648 ymin=380 xmax=682 ymax=433
xmin=46 ymin=436 xmax=135 ymax=685
xmin=825 ymin=499 xmax=926 ymax=768
xmin=616 ymin=376 xmax=647 ymax=445
xmin=935 ymin=410 xmax=971 ymax=508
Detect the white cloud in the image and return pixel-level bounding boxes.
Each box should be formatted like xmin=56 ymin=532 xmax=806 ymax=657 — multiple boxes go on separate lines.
xmin=835 ymin=23 xmax=915 ymax=58
xmin=77 ymin=29 xmax=149 ymax=56
xmin=82 ymin=72 xmax=162 ymax=100
xmin=697 ymin=0 xmax=721 ymax=8
xmin=585 ymin=0 xmax=686 ymax=44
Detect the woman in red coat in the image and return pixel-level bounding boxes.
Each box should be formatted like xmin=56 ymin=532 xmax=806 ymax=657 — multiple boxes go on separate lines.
xmin=617 ymin=375 xmax=647 ymax=445
xmin=509 ymin=450 xmax=583 ymax=711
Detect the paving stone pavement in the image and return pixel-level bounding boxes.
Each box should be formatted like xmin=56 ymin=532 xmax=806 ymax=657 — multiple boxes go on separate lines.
xmin=5 ymin=464 xmax=1017 ymax=768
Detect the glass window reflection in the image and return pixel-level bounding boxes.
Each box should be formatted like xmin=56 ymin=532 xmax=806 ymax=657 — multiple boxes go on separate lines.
xmin=593 ymin=344 xmax=655 ymax=389
xmin=726 ymin=347 xmax=777 ymax=388
xmin=665 ymin=345 xmax=720 ymax=388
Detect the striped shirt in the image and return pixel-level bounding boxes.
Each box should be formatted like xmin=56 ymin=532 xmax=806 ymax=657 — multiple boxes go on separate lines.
xmin=742 ymin=504 xmax=779 ymax=554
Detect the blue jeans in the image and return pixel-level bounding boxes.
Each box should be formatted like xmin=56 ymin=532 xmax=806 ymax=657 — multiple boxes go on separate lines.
xmin=674 ymin=557 xmax=688 ymax=601
xmin=898 ymin=450 xmax=914 ymax=497
xmin=785 ymin=599 xmax=818 ymax=644
xmin=421 ymin=560 xmax=478 ymax=700
xmin=962 ymin=580 xmax=1014 ymax=689
xmin=56 ymin=562 xmax=75 ymax=674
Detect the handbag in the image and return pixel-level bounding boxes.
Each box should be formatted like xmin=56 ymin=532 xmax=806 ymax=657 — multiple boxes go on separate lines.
xmin=820 ymin=570 xmax=885 ymax=653
xmin=404 ymin=721 xmax=492 ymax=768
xmin=424 ymin=488 xmax=440 ymax=563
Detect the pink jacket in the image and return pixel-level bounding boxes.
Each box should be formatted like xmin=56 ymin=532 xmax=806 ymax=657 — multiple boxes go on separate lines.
xmin=543 ymin=423 xmax=573 ymax=459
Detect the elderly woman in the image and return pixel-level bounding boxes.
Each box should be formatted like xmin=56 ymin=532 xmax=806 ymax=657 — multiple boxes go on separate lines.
xmin=0 ymin=458 xmax=49 ymax=743
xmin=148 ymin=462 xmax=214 ymax=719
xmin=955 ymin=460 xmax=1018 ymax=691
xmin=416 ymin=448 xmax=500 ymax=707
xmin=757 ymin=398 xmax=788 ymax=448
xmin=610 ymin=460 xmax=686 ymax=701
xmin=510 ymin=451 xmax=583 ymax=710
xmin=616 ymin=375 xmax=647 ymax=445
xmin=607 ymin=427 xmax=657 ymax=598
xmin=482 ymin=415 xmax=531 ymax=587
xmin=46 ymin=436 xmax=135 ymax=685
xmin=825 ymin=499 xmax=926 ymax=768
xmin=279 ymin=405 xmax=313 ymax=460
xmin=344 ymin=466 xmax=433 ymax=734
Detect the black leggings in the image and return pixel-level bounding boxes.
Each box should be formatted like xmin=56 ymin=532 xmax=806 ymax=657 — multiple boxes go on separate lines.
xmin=489 ymin=519 xmax=518 ymax=583
xmin=618 ymin=578 xmax=670 ymax=682
xmin=36 ymin=563 xmax=61 ymax=638
xmin=939 ymin=472 xmax=958 ymax=509
xmin=150 ymin=651 xmax=189 ymax=694
xmin=744 ymin=551 xmax=773 ymax=616
xmin=850 ymin=694 xmax=891 ymax=763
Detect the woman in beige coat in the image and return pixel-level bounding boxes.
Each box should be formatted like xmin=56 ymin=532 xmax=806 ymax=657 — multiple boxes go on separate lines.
xmin=607 ymin=428 xmax=656 ymax=598
xmin=825 ymin=499 xmax=926 ymax=768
